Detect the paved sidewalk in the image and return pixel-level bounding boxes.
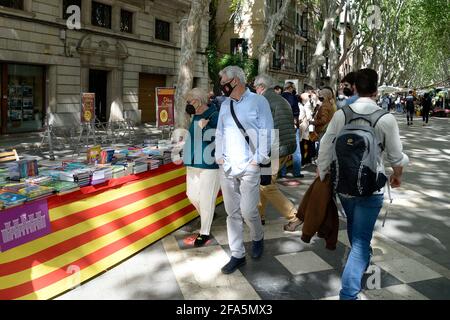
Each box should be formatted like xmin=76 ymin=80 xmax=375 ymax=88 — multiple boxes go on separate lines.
xmin=55 ymin=114 xmax=450 ymax=300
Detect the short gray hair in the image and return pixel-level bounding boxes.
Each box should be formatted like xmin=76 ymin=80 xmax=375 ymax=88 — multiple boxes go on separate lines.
xmin=254 ymin=74 xmax=274 ymax=90
xmin=184 ymin=88 xmax=208 ymax=106
xmin=219 ymin=66 xmax=246 ymax=84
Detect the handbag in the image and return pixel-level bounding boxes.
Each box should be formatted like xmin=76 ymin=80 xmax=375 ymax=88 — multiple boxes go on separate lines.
xmin=229 ymin=100 xmax=272 ymax=186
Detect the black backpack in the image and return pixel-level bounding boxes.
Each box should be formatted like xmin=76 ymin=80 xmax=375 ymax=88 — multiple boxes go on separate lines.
xmin=330 ymin=106 xmax=389 ymax=196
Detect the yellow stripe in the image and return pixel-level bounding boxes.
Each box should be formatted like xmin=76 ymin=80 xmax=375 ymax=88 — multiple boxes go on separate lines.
xmin=19 ymin=211 xmax=199 ymax=300
xmin=50 ymin=167 xmax=185 ymax=221
xmin=0 ymin=197 xmax=194 ymax=289
xmin=0 ymin=183 xmax=187 ymax=264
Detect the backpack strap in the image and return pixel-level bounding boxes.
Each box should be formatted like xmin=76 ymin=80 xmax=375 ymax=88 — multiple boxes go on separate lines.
xmin=367 ymin=109 xmax=389 ymax=128
xmin=342 ymin=105 xmax=388 ymax=127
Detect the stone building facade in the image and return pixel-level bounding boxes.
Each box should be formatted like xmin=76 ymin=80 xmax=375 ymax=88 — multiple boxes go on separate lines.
xmin=215 ymin=0 xmax=310 ymax=90
xmin=0 ymin=0 xmax=209 ymax=133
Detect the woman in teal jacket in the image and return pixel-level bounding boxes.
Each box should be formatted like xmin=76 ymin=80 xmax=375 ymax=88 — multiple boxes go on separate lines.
xmin=183 ymin=88 xmax=221 ymax=247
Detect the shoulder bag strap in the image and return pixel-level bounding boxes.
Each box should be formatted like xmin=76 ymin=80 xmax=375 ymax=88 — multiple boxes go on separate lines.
xmin=229 ymin=100 xmax=255 ymax=153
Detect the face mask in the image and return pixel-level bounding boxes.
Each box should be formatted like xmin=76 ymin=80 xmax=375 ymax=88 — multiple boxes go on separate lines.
xmin=343 ymin=88 xmax=353 ymax=97
xmin=185 ymin=104 xmax=196 ymax=115
xmin=221 ymin=79 xmax=236 ymax=97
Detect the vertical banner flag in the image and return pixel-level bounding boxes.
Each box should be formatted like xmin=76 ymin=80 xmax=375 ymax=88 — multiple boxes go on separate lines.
xmin=81 ymin=93 xmax=95 ymax=123
xmin=156 ymin=88 xmax=175 ymax=128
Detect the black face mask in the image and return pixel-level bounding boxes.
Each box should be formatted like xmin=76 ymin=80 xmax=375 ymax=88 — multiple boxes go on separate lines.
xmin=185 ymin=104 xmax=196 ymax=115
xmin=221 ymin=80 xmax=236 ymax=97
xmin=343 ymin=88 xmax=354 ymax=97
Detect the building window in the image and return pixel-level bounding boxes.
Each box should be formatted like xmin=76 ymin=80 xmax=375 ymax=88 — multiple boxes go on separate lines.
xmin=301 ymin=11 xmax=308 ymax=38
xmin=272 ymin=35 xmax=283 ymax=70
xmin=92 ymin=1 xmax=112 ymax=29
xmin=230 ymin=38 xmax=248 ymax=56
xmin=63 ymin=0 xmax=81 ymax=20
xmin=155 ymin=19 xmax=170 ymax=41
xmin=0 ymin=0 xmax=24 ymax=10
xmin=120 ymin=9 xmax=133 ymax=33
xmin=3 ymin=64 xmax=45 ymax=133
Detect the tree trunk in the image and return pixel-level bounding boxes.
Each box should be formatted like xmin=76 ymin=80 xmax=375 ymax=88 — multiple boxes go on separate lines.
xmin=307 ymin=0 xmax=345 ymax=87
xmin=174 ymin=0 xmax=210 ymax=130
xmin=258 ymin=0 xmax=292 ymax=74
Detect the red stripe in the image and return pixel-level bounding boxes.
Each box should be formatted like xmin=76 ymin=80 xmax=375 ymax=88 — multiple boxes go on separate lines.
xmin=0 ymin=191 xmax=192 ymax=277
xmin=0 ymin=205 xmax=194 ymax=300
xmin=51 ymin=174 xmax=186 ymax=232
xmin=47 ymin=163 xmax=183 ymax=209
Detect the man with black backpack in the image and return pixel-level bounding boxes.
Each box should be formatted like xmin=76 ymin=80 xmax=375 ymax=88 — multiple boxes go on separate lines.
xmin=316 ymin=68 xmax=409 ymax=300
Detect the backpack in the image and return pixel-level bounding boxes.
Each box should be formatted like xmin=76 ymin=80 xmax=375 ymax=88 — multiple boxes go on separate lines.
xmin=330 ymin=106 xmax=389 ymax=197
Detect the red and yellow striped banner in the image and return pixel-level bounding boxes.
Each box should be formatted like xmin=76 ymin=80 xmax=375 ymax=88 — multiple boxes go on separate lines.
xmin=0 ymin=164 xmax=222 ymax=300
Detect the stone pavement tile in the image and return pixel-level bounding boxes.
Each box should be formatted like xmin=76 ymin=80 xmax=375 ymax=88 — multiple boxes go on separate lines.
xmin=56 ymin=241 xmax=184 ymax=300
xmin=238 ymin=257 xmax=315 ymax=300
xmin=362 ymin=284 xmax=429 ymax=300
xmin=361 ymin=267 xmax=404 ymax=290
xmin=375 ymin=258 xmax=442 ymax=284
xmin=162 ymin=235 xmax=260 ymax=300
xmin=407 ymin=277 xmax=450 ymax=300
xmin=293 ymin=270 xmax=343 ymax=299
xmin=338 ymin=230 xmax=351 ymax=248
xmin=370 ymin=238 xmax=409 ymax=263
xmin=275 ymin=251 xmax=333 ymax=275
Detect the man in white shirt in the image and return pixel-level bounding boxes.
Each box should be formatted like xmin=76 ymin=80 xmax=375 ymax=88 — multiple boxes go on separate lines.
xmin=317 ymin=68 xmax=409 ymax=300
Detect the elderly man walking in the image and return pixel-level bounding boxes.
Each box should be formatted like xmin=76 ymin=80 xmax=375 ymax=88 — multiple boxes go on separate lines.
xmin=215 ymin=66 xmax=274 ymax=274
xmin=254 ymin=74 xmax=303 ymax=232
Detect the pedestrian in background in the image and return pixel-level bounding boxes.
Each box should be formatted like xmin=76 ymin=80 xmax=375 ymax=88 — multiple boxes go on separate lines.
xmin=254 ymin=74 xmax=303 ymax=232
xmin=280 ymin=81 xmax=304 ymax=178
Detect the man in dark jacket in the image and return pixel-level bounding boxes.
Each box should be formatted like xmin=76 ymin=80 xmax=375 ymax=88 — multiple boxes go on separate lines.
xmin=254 ymin=74 xmax=303 ymax=232
xmin=281 ymin=81 xmax=304 ymax=178
xmin=422 ymin=92 xmax=432 ymax=125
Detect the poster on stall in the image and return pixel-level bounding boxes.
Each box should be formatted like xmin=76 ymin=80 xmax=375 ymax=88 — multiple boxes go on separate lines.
xmin=156 ymin=87 xmax=175 ymax=128
xmin=0 ymin=198 xmax=51 ymax=252
xmin=81 ymin=93 xmax=95 ymax=123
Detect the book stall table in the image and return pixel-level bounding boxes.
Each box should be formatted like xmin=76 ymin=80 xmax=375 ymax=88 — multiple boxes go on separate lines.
xmin=0 ymin=163 xmax=222 ymax=300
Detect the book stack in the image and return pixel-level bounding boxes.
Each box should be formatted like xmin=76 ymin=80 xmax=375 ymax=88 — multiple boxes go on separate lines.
xmin=112 ymin=165 xmax=126 ymax=179
xmin=42 ymin=180 xmax=80 ymax=195
xmin=148 ymin=159 xmax=160 ymax=171
xmin=91 ymin=167 xmax=113 ymax=185
xmin=3 ymin=182 xmax=27 ymax=193
xmin=6 ymin=159 xmax=39 ymax=180
xmin=24 ymin=175 xmax=53 ymax=185
xmin=163 ymin=151 xmax=173 ymax=165
xmin=74 ymin=169 xmax=92 ymax=187
xmin=133 ymin=161 xmax=148 ymax=174
xmin=0 ymin=191 xmax=27 ymax=209
xmin=18 ymin=185 xmax=54 ymax=201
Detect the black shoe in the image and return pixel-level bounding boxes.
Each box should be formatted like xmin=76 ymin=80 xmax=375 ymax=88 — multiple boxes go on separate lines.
xmin=261 ymin=219 xmax=266 ymax=226
xmin=194 ymin=234 xmax=210 ymax=247
xmin=221 ymin=256 xmax=246 ymax=274
xmin=251 ymin=238 xmax=264 ymax=259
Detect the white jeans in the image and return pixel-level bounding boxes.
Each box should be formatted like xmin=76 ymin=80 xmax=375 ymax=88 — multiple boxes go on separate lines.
xmin=186 ymin=167 xmax=221 ymax=236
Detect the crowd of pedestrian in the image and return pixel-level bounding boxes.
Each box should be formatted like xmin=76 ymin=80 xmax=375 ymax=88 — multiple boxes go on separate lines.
xmin=177 ymin=66 xmax=408 ymax=300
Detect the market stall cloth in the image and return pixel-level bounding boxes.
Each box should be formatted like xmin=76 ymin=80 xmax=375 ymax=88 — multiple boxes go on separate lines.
xmin=0 ymin=163 xmax=223 ymax=300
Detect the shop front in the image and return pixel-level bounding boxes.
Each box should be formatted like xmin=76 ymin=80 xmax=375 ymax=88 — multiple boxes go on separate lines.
xmin=0 ymin=63 xmax=45 ymax=134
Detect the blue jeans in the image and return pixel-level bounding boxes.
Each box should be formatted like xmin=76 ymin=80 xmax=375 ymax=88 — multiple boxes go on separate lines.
xmin=338 ymin=194 xmax=384 ymax=300
xmin=281 ymin=129 xmax=302 ymax=177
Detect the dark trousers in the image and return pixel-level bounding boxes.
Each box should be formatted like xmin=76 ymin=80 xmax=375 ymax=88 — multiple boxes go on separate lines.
xmin=301 ymin=139 xmax=316 ymax=165
xmin=423 ymin=108 xmax=430 ymax=123
xmin=407 ymin=108 xmax=414 ymax=123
